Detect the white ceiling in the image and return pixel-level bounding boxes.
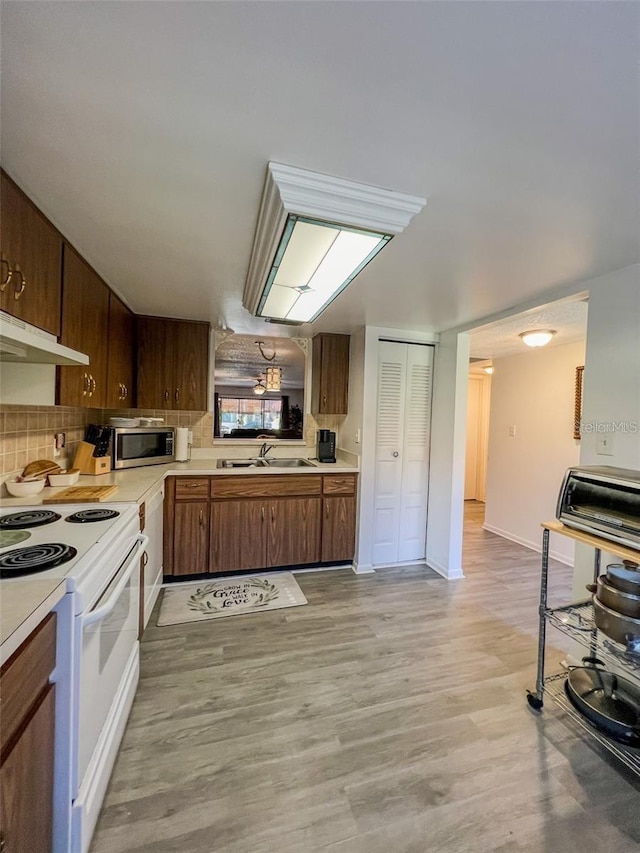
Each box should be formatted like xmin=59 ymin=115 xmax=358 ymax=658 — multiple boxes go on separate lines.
xmin=469 ymin=296 xmax=588 ymax=359
xmin=1 ymin=2 xmax=638 ymax=337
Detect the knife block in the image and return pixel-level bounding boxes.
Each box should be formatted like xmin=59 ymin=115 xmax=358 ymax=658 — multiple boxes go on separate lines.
xmin=73 ymin=442 xmax=111 ymax=475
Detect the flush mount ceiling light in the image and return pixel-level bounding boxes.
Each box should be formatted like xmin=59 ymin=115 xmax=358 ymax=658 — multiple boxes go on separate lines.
xmin=243 ymin=162 xmax=427 ymax=324
xmin=519 ymin=329 xmax=557 ymax=348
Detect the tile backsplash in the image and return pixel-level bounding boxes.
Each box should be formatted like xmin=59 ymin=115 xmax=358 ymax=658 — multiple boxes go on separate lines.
xmin=0 ymin=404 xmax=344 ymax=476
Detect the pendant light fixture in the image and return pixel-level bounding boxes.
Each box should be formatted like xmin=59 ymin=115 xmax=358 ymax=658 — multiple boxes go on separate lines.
xmin=253 ymin=378 xmax=266 ymax=395
xmin=243 ymin=163 xmax=426 ymax=324
xmin=519 ymin=329 xmax=557 ymax=348
xmin=265 ymin=366 xmax=282 ymax=392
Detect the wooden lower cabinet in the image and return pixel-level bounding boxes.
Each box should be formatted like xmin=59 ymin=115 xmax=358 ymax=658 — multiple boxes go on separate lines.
xmin=0 ymin=613 xmax=57 ymax=853
xmin=165 ymin=473 xmax=357 ymax=578
xmin=211 ymin=500 xmax=266 ymax=573
xmin=322 ymin=496 xmax=356 ymax=562
xmin=0 ymin=686 xmax=55 ymax=853
xmin=266 ymin=498 xmax=321 ymax=568
xmin=172 ymin=501 xmax=210 ymax=576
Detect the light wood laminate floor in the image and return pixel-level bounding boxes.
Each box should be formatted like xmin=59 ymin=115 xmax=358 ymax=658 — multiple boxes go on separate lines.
xmin=90 ymin=502 xmax=640 ymax=853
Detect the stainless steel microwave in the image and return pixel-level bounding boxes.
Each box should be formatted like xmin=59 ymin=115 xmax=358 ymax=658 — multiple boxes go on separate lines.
xmin=110 ymin=426 xmax=175 ymax=469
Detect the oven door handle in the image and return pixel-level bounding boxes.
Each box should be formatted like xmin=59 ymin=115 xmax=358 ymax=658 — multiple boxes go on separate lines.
xmin=82 ymin=535 xmax=149 ymax=627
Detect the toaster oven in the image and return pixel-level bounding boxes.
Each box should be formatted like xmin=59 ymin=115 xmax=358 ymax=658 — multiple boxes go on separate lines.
xmin=556 ymin=466 xmax=640 ymax=549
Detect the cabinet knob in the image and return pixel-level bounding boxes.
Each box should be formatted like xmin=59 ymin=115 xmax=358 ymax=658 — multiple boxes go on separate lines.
xmin=164 ymin=388 xmax=170 ymax=403
xmin=199 ymin=509 xmax=204 ymax=527
xmin=0 ymin=256 xmax=12 ymax=292
xmin=12 ymin=266 xmax=26 ymax=300
xmin=142 ymin=552 xmax=149 ymax=566
xmin=175 ymin=389 xmax=180 ymax=404
xmin=261 ymin=506 xmax=265 ymax=522
xmin=123 ymin=384 xmax=128 ymax=399
xmin=326 ymin=503 xmax=330 ymax=519
xmin=322 ymin=395 xmax=327 ymax=405
xmin=82 ymin=372 xmax=89 ymax=397
xmin=392 ymin=451 xmax=399 ymax=458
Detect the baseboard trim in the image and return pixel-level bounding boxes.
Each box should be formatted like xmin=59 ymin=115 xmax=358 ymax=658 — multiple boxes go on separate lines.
xmin=425 ymin=556 xmax=465 ymax=580
xmin=482 ymin=523 xmax=574 ymax=566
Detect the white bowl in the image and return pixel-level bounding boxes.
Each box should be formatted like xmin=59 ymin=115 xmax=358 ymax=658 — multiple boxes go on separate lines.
xmin=5 ymin=477 xmax=46 ymax=497
xmin=48 ymin=469 xmax=80 ymax=487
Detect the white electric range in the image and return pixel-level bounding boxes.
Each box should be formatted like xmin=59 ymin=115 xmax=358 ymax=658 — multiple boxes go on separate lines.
xmin=0 ymin=504 xmax=148 ymax=853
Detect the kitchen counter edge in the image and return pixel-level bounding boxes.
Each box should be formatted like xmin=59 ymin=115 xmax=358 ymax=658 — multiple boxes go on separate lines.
xmin=0 ymin=458 xmax=359 ymax=508
xmin=1 ymin=579 xmax=66 ymax=665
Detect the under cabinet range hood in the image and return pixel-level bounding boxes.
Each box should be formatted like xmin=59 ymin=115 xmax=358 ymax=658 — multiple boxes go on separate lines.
xmin=0 ymin=311 xmax=89 ymax=365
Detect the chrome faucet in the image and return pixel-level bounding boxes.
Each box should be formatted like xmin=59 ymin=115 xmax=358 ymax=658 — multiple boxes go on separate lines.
xmin=259 ymin=442 xmax=274 ymax=458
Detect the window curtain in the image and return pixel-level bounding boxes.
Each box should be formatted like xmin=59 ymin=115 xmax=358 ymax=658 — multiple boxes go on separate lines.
xmin=281 ymin=395 xmax=290 ymax=429
xmin=214 ymin=392 xmax=221 ymax=438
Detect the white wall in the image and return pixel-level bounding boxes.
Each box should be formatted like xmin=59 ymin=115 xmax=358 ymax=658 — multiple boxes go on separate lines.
xmin=483 ymin=339 xmax=586 ymax=564
xmin=425 ymin=329 xmax=469 ymax=579
xmin=339 ymin=328 xmax=365 ymax=457
xmin=573 ymin=264 xmax=640 ymax=595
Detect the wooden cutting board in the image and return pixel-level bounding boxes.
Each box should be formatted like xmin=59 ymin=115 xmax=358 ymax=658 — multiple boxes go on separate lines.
xmin=43 ymin=485 xmax=119 ymax=504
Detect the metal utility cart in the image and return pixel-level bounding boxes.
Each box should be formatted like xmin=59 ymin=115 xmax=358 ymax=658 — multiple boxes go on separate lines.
xmin=527 ymin=520 xmax=640 ymax=777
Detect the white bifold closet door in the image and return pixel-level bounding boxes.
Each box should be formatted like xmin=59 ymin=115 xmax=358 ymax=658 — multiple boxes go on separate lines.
xmin=373 ymin=341 xmax=434 ymax=565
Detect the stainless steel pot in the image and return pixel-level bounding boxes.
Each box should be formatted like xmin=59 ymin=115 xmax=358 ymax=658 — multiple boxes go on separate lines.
xmin=606 ymin=561 xmax=640 ymax=596
xmin=565 ymin=665 xmax=640 ymax=747
xmin=593 ymin=595 xmax=640 ymax=645
xmin=590 ymin=575 xmax=640 ymax=619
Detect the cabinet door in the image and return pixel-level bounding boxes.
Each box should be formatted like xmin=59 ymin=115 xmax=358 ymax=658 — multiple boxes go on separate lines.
xmin=172 ymin=501 xmax=209 ymax=576
xmin=311 ymin=333 xmax=350 ymax=414
xmin=137 ymin=317 xmax=174 ymax=409
xmin=211 ymin=500 xmax=266 ymax=573
xmin=106 ymin=292 xmax=135 ymax=408
xmin=267 ymin=498 xmax=321 ymax=568
xmin=58 ymin=245 xmax=109 ymax=407
xmin=0 ymin=684 xmax=55 ymax=853
xmin=322 ymin=496 xmax=356 ymax=563
xmin=0 ymin=172 xmax=62 ymax=336
xmin=172 ymin=320 xmax=210 ymax=411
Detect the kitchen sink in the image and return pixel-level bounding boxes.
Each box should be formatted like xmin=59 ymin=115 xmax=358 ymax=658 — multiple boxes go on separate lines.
xmin=216 ymin=459 xmax=267 ymax=468
xmin=261 ymin=458 xmax=316 ymax=467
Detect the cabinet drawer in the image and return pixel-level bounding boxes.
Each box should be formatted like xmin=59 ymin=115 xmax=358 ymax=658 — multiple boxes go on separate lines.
xmin=174 ymin=478 xmax=210 ymax=499
xmin=323 ymin=474 xmax=357 ymax=495
xmin=211 ymin=475 xmax=322 ymax=499
xmin=0 ymin=613 xmax=56 ymax=751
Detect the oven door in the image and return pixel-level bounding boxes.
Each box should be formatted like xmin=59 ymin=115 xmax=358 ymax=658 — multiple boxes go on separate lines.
xmin=77 ymin=534 xmax=147 ymax=786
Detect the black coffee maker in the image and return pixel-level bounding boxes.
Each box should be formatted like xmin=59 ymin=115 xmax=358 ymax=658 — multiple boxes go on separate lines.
xmin=316 ymin=430 xmax=336 ymax=463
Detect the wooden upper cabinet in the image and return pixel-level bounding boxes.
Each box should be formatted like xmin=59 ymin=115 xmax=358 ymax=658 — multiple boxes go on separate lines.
xmin=106 ymin=292 xmax=135 ymax=408
xmin=0 ymin=170 xmax=63 ymax=336
xmin=173 ymin=320 xmax=210 ymax=411
xmin=137 ymin=316 xmax=173 ymax=409
xmin=58 ymin=244 xmax=110 ymax=408
xmin=137 ymin=316 xmax=209 ymax=411
xmin=311 ymin=333 xmax=350 ymax=415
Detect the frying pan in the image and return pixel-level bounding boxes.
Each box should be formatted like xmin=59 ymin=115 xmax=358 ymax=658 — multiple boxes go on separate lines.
xmin=586 ymin=575 xmax=640 ymax=619
xmin=565 ymin=665 xmax=640 ymax=747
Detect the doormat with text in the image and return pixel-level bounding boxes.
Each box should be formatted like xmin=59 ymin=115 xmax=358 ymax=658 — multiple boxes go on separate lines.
xmin=157 ymin=572 xmax=307 ymax=626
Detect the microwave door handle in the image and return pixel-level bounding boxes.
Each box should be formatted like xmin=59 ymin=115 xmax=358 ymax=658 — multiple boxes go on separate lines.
xmin=82 ymin=535 xmax=148 ymax=627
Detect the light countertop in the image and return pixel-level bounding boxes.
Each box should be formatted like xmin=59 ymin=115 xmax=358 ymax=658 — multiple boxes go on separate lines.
xmin=0 ymin=578 xmax=66 ymax=665
xmin=0 ymin=456 xmax=359 ymax=507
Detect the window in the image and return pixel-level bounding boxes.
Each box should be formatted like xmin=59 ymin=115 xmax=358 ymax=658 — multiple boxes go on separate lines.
xmin=219 ymin=398 xmax=282 ymax=435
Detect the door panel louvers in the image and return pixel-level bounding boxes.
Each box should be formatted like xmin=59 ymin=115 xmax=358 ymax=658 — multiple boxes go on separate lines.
xmin=406 ymin=364 xmax=432 ymax=446
xmin=376 ymin=361 xmax=403 ymax=446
